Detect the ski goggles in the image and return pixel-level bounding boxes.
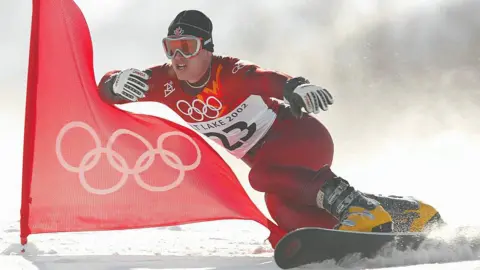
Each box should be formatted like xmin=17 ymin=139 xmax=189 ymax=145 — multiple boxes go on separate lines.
xmin=162 ymin=35 xmax=206 ymax=59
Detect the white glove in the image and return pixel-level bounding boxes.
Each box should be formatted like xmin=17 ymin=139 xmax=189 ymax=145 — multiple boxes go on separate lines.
xmin=292 ymin=84 xmax=334 ymax=114
xmin=112 ymin=68 xmax=150 ymax=102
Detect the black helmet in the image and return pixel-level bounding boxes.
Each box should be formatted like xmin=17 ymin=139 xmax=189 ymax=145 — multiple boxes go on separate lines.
xmin=167 ymin=10 xmax=214 ymax=52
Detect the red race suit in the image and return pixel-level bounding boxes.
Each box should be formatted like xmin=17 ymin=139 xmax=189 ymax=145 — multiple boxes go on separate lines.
xmin=98 ymin=55 xmax=338 ymax=237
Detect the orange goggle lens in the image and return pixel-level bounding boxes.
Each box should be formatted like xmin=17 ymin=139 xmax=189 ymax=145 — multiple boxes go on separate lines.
xmin=162 ymin=36 xmax=201 ymax=59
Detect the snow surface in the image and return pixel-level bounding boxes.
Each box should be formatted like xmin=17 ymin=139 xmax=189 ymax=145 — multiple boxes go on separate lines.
xmin=2 ymin=218 xmax=480 ymax=269
xmin=3 ymin=0 xmax=480 ymax=269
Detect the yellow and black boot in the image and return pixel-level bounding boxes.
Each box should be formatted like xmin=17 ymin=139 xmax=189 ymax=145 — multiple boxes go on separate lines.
xmin=317 ymin=176 xmax=393 ymax=233
xmin=364 ymin=193 xmax=444 ymax=233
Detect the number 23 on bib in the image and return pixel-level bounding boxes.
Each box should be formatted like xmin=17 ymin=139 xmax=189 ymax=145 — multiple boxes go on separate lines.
xmin=186 ymin=95 xmax=276 ymax=158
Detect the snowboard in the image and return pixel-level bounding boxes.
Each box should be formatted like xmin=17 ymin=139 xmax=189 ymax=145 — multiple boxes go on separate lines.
xmin=273 ymin=226 xmax=480 ymax=269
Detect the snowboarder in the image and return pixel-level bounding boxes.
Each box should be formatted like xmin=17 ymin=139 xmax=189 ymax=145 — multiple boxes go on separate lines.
xmin=97 ymin=10 xmax=444 ymax=240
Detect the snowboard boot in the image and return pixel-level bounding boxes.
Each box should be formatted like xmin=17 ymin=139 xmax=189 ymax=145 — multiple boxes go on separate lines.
xmin=317 ymin=176 xmax=393 ymax=233
xmin=364 ymin=193 xmax=445 ymax=233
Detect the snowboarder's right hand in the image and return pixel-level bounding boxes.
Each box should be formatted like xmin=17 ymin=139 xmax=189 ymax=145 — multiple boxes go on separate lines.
xmin=111 ymin=68 xmax=151 ymax=102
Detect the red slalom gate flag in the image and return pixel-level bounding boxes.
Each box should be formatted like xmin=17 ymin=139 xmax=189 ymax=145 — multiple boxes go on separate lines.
xmin=21 ymin=0 xmax=285 ymax=248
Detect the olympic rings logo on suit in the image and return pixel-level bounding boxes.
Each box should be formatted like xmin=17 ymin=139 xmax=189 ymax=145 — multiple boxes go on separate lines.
xmin=176 ymin=96 xmax=223 ymax=121
xmin=55 ymin=121 xmax=202 ymax=195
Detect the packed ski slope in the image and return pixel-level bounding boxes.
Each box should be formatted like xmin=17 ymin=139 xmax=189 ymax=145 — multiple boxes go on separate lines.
xmin=2 ymin=216 xmax=480 ymax=269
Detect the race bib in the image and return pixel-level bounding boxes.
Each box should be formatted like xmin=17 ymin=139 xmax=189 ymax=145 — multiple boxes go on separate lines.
xmin=188 ymin=95 xmax=276 ymax=158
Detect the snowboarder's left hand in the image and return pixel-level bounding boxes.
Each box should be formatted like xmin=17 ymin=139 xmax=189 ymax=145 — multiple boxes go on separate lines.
xmin=283 ymin=76 xmax=334 ymax=118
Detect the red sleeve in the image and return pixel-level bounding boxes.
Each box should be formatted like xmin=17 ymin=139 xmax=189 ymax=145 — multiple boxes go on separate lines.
xmin=229 ymin=59 xmax=292 ymax=101
xmin=245 ymin=66 xmax=292 ymax=101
